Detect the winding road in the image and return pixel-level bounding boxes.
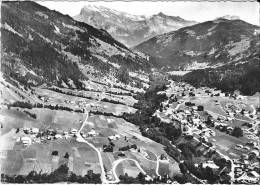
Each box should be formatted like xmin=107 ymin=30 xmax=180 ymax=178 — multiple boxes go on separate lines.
xmin=111 ymin=158 xmax=153 ymax=183
xmin=75 ymin=91 xmax=157 ymax=183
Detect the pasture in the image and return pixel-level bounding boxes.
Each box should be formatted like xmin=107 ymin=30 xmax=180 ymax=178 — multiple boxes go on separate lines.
xmin=158 ymin=161 xmax=181 ymax=178
xmin=0 ymin=138 xmax=101 ymax=176
xmin=115 ymin=160 xmax=141 ymax=178
xmin=128 ymin=152 xmax=157 ymax=177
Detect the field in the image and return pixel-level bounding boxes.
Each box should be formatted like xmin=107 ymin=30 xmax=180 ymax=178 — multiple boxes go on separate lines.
xmin=115 ymin=160 xmax=141 ymax=177
xmin=127 ymin=152 xmax=157 ymax=177
xmin=0 ymin=107 xmax=84 ymax=135
xmin=158 ymin=161 xmax=181 ymax=178
xmin=1 ymin=78 xmax=181 ymax=180
xmin=101 ymin=152 xmax=113 ymax=171
xmin=145 ymin=150 xmax=157 ymax=161
xmin=0 ymin=138 xmax=101 ymax=176
xmin=210 ymin=129 xmax=252 ymax=158
xmin=190 ymin=97 xmax=227 ymax=116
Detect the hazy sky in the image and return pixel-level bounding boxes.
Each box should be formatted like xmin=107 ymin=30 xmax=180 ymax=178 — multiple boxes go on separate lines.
xmin=38 ymin=1 xmax=259 ymax=26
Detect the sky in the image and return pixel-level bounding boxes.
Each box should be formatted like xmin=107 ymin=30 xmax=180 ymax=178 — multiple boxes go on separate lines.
xmin=38 ymin=1 xmax=259 ymax=26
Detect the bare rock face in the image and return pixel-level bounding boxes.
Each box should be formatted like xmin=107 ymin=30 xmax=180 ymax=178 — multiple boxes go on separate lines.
xmin=74 ymin=5 xmax=197 ymax=47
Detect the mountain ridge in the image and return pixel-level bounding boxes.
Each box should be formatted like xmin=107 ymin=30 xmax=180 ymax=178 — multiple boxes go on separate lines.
xmin=74 ymin=5 xmax=197 ymax=47
xmin=1 ymin=1 xmax=152 ymax=89
xmin=133 ymin=18 xmax=259 ymax=70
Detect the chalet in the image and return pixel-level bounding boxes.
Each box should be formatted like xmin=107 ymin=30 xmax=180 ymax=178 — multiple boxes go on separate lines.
xmin=250 ymin=150 xmax=259 ymax=156
xmin=118 ymin=153 xmax=125 ymax=157
xmin=108 ymin=135 xmax=117 ymax=140
xmin=227 ymin=127 xmax=233 ymax=131
xmin=114 ymin=134 xmax=120 ymax=139
xmin=21 ymin=136 xmax=32 ymax=145
xmin=236 ymin=144 xmax=243 ymax=149
xmin=70 ymin=128 xmax=77 ymax=135
xmin=202 ymin=161 xmax=219 ymax=169
xmin=23 ymin=127 xmax=30 ymax=134
xmin=54 ymin=134 xmax=62 ymax=139
xmin=16 ymin=137 xmax=21 ymax=142
xmin=47 ymin=129 xmax=54 ymax=135
xmin=31 ymin=128 xmax=39 ymax=134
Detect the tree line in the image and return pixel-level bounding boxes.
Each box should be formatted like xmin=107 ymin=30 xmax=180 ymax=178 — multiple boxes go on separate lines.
xmin=1 ymin=164 xmax=101 ymax=183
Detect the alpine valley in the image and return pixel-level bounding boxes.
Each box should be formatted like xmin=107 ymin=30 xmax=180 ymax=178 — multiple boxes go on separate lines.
xmin=1 ymin=1 xmax=260 ymax=185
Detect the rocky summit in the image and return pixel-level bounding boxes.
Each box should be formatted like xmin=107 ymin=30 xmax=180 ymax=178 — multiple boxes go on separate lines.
xmin=74 ymin=5 xmax=196 ymax=47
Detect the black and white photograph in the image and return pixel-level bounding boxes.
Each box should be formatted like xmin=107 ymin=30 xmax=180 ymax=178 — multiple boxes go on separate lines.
xmin=0 ymin=0 xmax=259 ymax=184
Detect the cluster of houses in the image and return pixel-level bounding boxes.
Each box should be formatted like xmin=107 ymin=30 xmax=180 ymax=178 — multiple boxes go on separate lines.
xmin=15 ymin=126 xmax=99 ymax=146
xmin=158 ymin=81 xmax=260 ymax=183
xmin=233 ymin=154 xmax=260 ymax=183
xmin=223 ymin=101 xmax=258 ymax=120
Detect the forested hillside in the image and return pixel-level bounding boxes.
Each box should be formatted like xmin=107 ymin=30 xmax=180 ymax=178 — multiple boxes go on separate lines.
xmin=170 ymin=60 xmax=259 ymax=96
xmin=1 ymin=1 xmax=151 ymax=88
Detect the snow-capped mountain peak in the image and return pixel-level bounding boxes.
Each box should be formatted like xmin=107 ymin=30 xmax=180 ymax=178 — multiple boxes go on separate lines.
xmin=74 ymin=6 xmax=197 ymax=47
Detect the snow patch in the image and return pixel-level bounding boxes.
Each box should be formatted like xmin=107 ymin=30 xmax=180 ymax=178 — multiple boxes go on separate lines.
xmin=2 ymin=23 xmax=23 ymax=37
xmin=208 ymin=24 xmax=218 ymax=32
xmin=29 ymin=27 xmax=51 ymax=43
xmin=167 ymin=71 xmax=191 ymax=76
xmin=254 ymin=29 xmax=260 ymax=35
xmin=234 ymin=61 xmax=249 ymax=65
xmin=54 ymin=25 xmax=60 ymax=34
xmin=62 ymin=23 xmax=85 ymax=32
xmin=184 ymin=51 xmax=202 ymax=56
xmin=35 ymin=11 xmax=48 ymax=19
xmin=184 ymin=62 xmax=209 ymax=70
xmin=107 ymin=62 xmax=120 ymax=69
xmin=208 ymin=47 xmax=218 ymax=55
xmin=28 ymin=34 xmax=33 ymax=41
xmin=129 ymin=72 xmax=149 ymax=82
xmin=185 ymin=29 xmax=195 ymax=36
xmin=62 ymin=51 xmax=80 ymax=62
xmin=29 ymin=70 xmax=37 ymax=76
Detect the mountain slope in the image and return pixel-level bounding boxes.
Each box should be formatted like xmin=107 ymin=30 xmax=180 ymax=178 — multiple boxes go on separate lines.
xmin=1 ymin=1 xmax=151 ymax=88
xmin=134 ymin=19 xmax=259 ymax=70
xmin=74 ymin=5 xmax=196 ymax=47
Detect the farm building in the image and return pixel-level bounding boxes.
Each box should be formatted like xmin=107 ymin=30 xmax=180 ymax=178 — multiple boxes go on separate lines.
xmin=108 ymin=135 xmax=117 ymax=140
xmin=248 ymin=171 xmax=260 ymax=179
xmin=114 ymin=134 xmax=120 ymax=139
xmin=250 ymin=150 xmax=259 ymax=156
xmin=54 ymin=134 xmax=62 ymax=139
xmin=31 ymin=128 xmax=39 ymax=134
xmin=21 ymin=136 xmax=32 ymax=145
xmin=70 ymin=128 xmax=77 ymax=135
xmin=202 ymin=161 xmax=219 ymax=169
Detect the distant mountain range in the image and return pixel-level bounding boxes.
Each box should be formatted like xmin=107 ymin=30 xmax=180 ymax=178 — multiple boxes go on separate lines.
xmin=134 ymin=18 xmax=259 ymax=70
xmin=1 ymin=1 xmax=151 ymax=88
xmin=74 ymin=5 xmax=197 ymax=47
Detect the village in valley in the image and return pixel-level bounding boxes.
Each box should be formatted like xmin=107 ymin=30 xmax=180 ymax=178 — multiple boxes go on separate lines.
xmin=155 ymin=79 xmax=260 ymax=183
xmin=1 ymin=69 xmax=259 ymax=184
xmin=1 ymin=1 xmax=260 ymax=184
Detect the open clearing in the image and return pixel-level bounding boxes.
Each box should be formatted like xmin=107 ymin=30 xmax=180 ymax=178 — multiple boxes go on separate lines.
xmin=158 ymin=161 xmax=181 ymax=178
xmin=115 ymin=160 xmax=141 ymax=177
